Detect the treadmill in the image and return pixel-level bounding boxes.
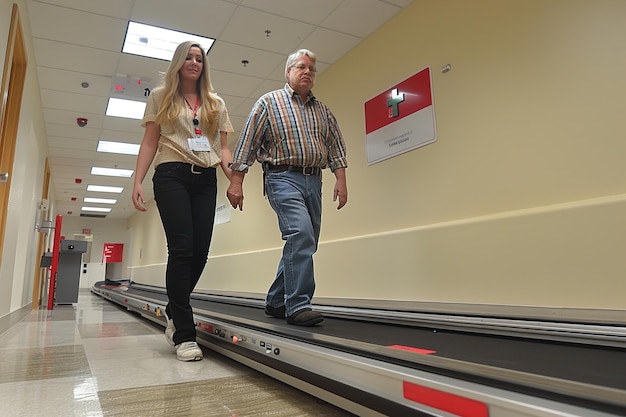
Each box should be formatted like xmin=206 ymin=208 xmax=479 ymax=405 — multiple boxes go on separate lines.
xmin=92 ymin=281 xmax=626 ymax=417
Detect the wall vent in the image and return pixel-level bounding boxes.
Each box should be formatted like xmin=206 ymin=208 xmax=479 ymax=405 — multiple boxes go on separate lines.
xmin=80 ymin=213 xmax=106 ymax=218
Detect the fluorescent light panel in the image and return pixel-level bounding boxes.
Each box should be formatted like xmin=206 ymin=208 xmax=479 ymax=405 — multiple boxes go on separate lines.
xmin=82 ymin=206 xmax=112 ymax=213
xmin=87 ymin=185 xmax=124 ymax=194
xmin=123 ymin=21 xmax=215 ymax=61
xmin=106 ymin=97 xmax=146 ymax=119
xmin=84 ymin=197 xmax=117 ymax=204
xmin=91 ymin=167 xmax=134 ymax=178
xmin=97 ymin=140 xmax=140 ymax=156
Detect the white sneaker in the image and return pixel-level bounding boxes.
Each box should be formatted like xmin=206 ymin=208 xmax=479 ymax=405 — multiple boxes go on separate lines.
xmin=176 ymin=341 xmax=203 ymax=361
xmin=165 ymin=318 xmax=175 ymax=347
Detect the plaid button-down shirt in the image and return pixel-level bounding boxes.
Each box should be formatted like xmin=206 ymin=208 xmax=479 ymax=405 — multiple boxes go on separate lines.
xmin=230 ymin=84 xmax=348 ymax=173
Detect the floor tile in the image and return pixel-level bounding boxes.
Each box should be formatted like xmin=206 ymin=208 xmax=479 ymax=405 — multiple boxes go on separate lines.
xmin=0 ymin=376 xmax=102 ymax=417
xmin=0 ymin=344 xmax=91 ymax=383
xmin=78 ymin=321 xmax=160 ymax=339
xmin=0 ymin=290 xmax=354 ymax=416
xmin=98 ymin=373 xmax=352 ymax=417
xmin=0 ymin=320 xmax=81 ymax=349
xmin=83 ymin=334 xmax=246 ymax=391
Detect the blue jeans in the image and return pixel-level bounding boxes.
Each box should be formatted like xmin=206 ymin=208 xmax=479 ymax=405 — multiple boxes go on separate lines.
xmin=153 ymin=162 xmax=217 ymax=344
xmin=265 ymin=169 xmax=322 ymax=317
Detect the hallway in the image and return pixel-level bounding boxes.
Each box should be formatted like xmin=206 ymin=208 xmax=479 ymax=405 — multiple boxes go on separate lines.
xmin=0 ymin=290 xmax=353 ymax=416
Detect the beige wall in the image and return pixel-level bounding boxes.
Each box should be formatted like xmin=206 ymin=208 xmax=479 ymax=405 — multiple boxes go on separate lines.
xmin=128 ymin=0 xmax=626 ymax=319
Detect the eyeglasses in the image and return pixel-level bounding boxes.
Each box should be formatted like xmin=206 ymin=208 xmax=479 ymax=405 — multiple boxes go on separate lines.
xmin=293 ymin=64 xmax=316 ymax=73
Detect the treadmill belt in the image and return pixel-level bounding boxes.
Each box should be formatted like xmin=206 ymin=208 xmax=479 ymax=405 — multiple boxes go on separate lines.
xmin=95 ymin=282 xmax=626 ymax=415
xmin=121 ymin=284 xmax=626 ymax=392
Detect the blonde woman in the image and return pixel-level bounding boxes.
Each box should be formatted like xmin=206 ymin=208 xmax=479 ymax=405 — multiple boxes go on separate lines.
xmin=132 ymin=41 xmax=233 ymax=361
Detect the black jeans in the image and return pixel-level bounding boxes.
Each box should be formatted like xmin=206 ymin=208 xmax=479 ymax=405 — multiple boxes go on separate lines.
xmin=153 ymin=162 xmax=217 ymax=344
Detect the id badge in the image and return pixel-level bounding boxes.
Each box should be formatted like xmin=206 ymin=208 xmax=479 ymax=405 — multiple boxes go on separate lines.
xmin=188 ymin=136 xmax=212 ymax=152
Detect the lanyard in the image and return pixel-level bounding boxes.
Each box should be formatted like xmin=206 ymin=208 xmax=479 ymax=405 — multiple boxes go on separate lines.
xmin=184 ymin=96 xmax=202 ymax=136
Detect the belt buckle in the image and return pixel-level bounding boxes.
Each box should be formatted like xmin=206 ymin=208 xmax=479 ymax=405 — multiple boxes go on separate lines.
xmin=302 ymin=166 xmax=316 ymax=176
xmin=190 ymin=164 xmax=203 ymax=174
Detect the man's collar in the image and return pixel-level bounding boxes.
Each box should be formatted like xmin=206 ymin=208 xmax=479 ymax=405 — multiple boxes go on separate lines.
xmin=284 ymin=83 xmax=315 ymax=101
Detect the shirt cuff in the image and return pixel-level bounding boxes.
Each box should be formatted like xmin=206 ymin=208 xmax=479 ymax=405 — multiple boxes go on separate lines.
xmin=228 ymin=162 xmax=250 ymax=172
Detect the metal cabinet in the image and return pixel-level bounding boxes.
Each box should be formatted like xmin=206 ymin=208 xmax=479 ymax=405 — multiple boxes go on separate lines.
xmin=55 ymin=240 xmax=88 ymax=304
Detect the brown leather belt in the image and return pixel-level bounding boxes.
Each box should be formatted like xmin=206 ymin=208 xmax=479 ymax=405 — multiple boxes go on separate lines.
xmin=265 ymin=164 xmax=321 ymax=176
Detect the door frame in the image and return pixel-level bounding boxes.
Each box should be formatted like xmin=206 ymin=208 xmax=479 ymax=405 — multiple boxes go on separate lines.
xmin=0 ymin=4 xmax=27 ymax=266
xmin=32 ymin=160 xmax=51 ymax=308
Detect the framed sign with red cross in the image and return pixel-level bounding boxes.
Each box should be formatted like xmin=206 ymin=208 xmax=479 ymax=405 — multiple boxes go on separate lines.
xmin=364 ymin=67 xmax=436 ymax=165
xmin=102 ymin=243 xmax=123 ymax=263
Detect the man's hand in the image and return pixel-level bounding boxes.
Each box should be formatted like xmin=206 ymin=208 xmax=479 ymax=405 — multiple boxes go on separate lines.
xmin=332 ymin=168 xmax=348 ymax=210
xmin=333 ymin=184 xmax=347 ymax=210
xmin=227 ymin=171 xmax=246 ymax=210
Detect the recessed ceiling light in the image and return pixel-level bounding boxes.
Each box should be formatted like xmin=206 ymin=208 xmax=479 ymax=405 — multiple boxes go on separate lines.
xmin=106 ymin=97 xmax=146 ymax=119
xmin=122 ymin=21 xmax=215 ymax=61
xmin=91 ymin=167 xmax=134 ymax=178
xmin=84 ymin=197 xmax=117 ymax=204
xmin=97 ymin=140 xmax=140 ymax=156
xmin=87 ymin=185 xmax=124 ymax=194
xmin=81 ymin=206 xmax=112 ymax=213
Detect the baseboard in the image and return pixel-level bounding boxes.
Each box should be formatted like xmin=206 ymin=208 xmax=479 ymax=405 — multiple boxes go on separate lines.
xmin=0 ymin=303 xmax=32 ymax=337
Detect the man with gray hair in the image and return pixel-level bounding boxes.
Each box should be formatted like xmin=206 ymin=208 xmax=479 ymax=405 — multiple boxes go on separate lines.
xmin=227 ymin=49 xmax=348 ymax=326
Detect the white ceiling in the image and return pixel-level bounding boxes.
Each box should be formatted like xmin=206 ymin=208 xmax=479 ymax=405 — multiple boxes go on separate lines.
xmin=26 ymin=0 xmax=412 ymax=220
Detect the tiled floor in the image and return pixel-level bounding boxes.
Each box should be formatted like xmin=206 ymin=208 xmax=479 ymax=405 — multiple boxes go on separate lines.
xmin=0 ymin=290 xmax=354 ymax=416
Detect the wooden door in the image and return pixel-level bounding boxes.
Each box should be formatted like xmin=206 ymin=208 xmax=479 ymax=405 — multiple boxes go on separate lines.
xmin=0 ymin=4 xmax=27 ymax=265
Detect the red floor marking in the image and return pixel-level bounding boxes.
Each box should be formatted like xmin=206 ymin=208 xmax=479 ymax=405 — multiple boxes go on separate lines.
xmin=403 ymin=381 xmax=489 ymax=417
xmin=388 ymin=344 xmax=436 ymax=354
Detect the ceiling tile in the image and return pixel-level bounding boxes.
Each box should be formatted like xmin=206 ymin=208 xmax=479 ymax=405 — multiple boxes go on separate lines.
xmin=239 ymin=0 xmax=343 ymax=25
xmin=43 ymin=109 xmax=104 ymax=132
xmin=29 ymin=1 xmax=127 ymax=51
xmin=321 ymin=0 xmax=402 ymax=38
xmin=33 ymin=38 xmax=119 ymax=76
xmin=300 ymin=27 xmax=362 ymax=63
xmin=46 ymin=119 xmax=100 ymax=142
xmin=130 ymin=0 xmax=237 ymax=39
xmin=40 ymin=90 xmax=108 ymax=119
xmin=27 ymin=0 xmax=135 ymax=20
xmin=211 ymin=70 xmax=266 ymax=99
xmin=37 ymin=67 xmax=112 ymax=97
xmin=47 ymin=136 xmax=97 ymax=151
xmin=116 ymin=52 xmax=170 ymax=82
xmin=99 ymin=129 xmax=143 ymax=143
xmin=209 ymin=41 xmax=286 ymax=79
xmin=218 ymin=7 xmax=315 ymax=54
xmin=48 ymin=147 xmax=97 ymax=161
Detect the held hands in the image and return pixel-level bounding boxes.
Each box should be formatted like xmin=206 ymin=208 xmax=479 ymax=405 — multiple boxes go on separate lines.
xmin=227 ymin=170 xmax=245 ymax=210
xmin=226 ymin=182 xmax=244 ymax=211
xmin=132 ymin=183 xmax=148 ymax=212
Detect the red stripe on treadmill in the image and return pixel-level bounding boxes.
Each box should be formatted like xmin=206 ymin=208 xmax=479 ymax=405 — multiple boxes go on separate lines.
xmin=388 ymin=345 xmax=436 ymax=354
xmin=403 ymin=381 xmax=489 ymax=417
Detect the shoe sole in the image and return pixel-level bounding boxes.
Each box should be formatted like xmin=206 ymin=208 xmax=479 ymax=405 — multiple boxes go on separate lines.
xmin=287 ymin=316 xmax=324 ymax=326
xmin=177 ymin=354 xmax=203 ymax=362
xmin=265 ymin=310 xmax=285 ymax=319
xmin=165 ymin=322 xmax=175 ymax=346
xmin=265 ymin=305 xmax=285 ymax=319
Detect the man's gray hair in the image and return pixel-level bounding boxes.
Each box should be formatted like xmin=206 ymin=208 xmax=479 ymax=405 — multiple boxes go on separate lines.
xmin=285 ymin=49 xmax=317 ymax=80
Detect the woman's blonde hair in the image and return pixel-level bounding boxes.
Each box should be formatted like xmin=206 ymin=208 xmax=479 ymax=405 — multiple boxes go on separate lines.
xmin=155 ymin=41 xmax=220 ymax=135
